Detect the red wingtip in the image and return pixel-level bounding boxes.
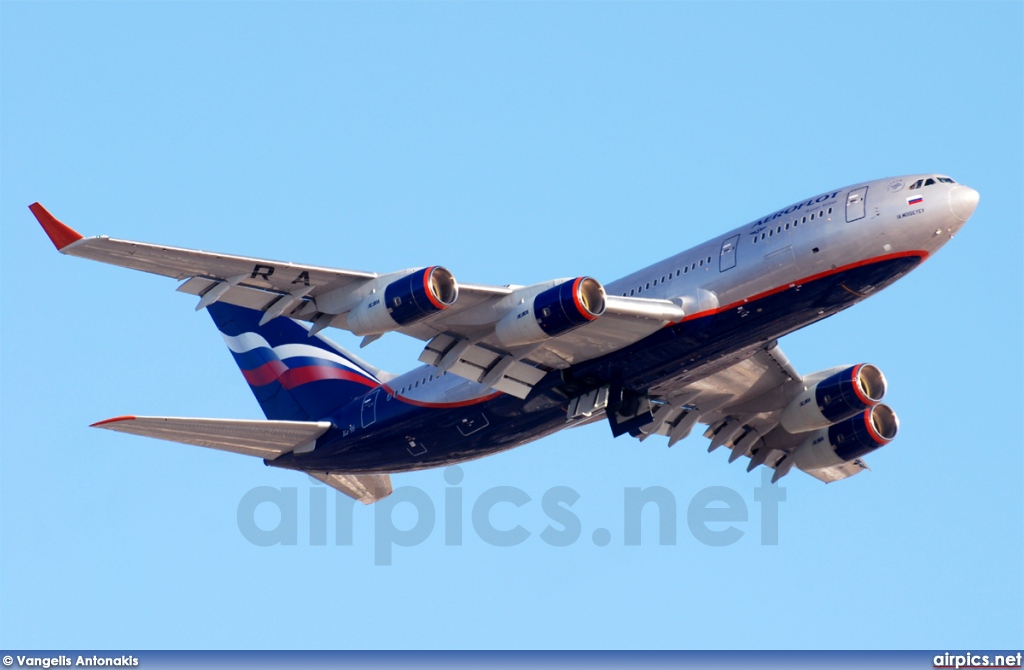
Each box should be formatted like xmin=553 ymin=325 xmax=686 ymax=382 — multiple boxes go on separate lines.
xmin=91 ymin=415 xmax=136 ymax=427
xmin=29 ymin=202 xmax=83 ymax=251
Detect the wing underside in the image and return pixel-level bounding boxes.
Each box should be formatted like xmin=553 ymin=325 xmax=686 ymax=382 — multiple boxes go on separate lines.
xmin=616 ymin=344 xmax=876 ymax=483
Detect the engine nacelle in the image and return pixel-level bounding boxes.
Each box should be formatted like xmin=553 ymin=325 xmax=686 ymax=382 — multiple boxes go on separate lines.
xmin=347 ymin=266 xmax=458 ymax=336
xmin=792 ymin=403 xmax=899 ymax=472
xmin=779 ymin=364 xmax=887 ymax=433
xmin=494 ymin=277 xmax=606 ymax=348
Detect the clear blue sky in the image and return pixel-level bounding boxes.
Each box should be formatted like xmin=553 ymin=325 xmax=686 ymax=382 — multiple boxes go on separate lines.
xmin=2 ymin=1 xmax=1021 ymax=650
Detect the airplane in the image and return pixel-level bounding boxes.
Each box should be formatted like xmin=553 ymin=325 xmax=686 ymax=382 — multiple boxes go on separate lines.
xmin=30 ymin=174 xmax=979 ymax=504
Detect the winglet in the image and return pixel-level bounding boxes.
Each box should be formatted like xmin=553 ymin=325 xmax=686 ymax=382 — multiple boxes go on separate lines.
xmin=29 ymin=202 xmax=84 ymax=251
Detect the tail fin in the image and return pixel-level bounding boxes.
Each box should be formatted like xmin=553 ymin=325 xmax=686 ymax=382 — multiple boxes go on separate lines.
xmin=208 ymin=303 xmax=385 ymax=421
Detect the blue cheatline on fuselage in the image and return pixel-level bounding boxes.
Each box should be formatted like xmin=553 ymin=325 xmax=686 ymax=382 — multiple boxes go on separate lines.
xmin=207 ymin=302 xmax=380 ymax=422
xmin=264 ymin=252 xmax=925 ymax=475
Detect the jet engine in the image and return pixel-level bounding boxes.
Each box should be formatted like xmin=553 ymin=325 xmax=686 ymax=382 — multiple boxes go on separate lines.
xmin=791 ymin=403 xmax=899 ymax=472
xmin=780 ymin=364 xmax=887 ymax=433
xmin=348 ymin=266 xmax=458 ymax=336
xmin=494 ymin=277 xmax=606 ymax=347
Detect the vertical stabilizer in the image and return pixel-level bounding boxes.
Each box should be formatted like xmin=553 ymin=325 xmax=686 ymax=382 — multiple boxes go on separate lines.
xmin=208 ymin=303 xmax=383 ymax=421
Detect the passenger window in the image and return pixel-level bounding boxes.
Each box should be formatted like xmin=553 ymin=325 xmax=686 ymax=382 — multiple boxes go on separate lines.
xmin=785 ymin=223 xmax=790 ymax=230
xmin=630 ymin=289 xmax=634 ymax=296
xmin=810 ymin=213 xmax=815 ymax=220
xmin=769 ymin=229 xmax=773 ymax=236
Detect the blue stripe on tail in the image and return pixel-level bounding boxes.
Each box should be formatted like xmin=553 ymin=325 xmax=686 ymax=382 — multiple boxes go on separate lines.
xmin=207 ymin=303 xmax=381 ymax=421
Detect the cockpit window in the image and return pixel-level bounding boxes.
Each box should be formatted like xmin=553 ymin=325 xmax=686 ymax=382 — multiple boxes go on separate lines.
xmin=910 ymin=176 xmax=956 ymax=190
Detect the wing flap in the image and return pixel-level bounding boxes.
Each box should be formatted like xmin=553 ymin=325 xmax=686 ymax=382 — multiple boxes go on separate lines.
xmin=418 ymin=333 xmax=548 ymax=399
xmin=92 ymin=416 xmax=332 ymax=459
xmin=308 ymin=472 xmax=393 ymax=504
xmin=178 ymin=275 xmax=294 ymax=312
xmin=628 ymin=344 xmax=820 ymax=482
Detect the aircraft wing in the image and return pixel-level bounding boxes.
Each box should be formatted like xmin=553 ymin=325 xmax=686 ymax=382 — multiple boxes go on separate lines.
xmin=31 ymin=203 xmax=684 ymax=399
xmin=630 ymin=343 xmax=872 ymax=483
xmin=29 ymin=202 xmax=511 ymax=317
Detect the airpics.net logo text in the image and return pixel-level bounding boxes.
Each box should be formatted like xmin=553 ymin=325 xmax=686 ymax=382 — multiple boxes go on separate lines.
xmin=235 ymin=467 xmax=788 ymax=565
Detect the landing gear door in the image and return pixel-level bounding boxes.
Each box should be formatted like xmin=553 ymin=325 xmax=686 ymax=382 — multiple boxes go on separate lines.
xmin=846 ymin=186 xmax=868 ymax=222
xmin=719 ymin=234 xmax=740 ymax=272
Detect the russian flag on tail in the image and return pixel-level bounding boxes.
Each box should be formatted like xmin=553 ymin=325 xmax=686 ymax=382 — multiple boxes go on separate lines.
xmin=208 ymin=303 xmax=381 ymax=421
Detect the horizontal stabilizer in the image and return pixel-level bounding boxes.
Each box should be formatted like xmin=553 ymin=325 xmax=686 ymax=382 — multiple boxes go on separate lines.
xmin=91 ymin=415 xmax=332 ymax=460
xmin=803 ymin=459 xmax=870 ymax=483
xmin=308 ymin=471 xmax=393 ymax=504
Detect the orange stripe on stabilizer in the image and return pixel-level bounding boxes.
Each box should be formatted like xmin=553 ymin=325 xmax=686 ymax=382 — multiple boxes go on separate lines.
xmin=90 ymin=415 xmax=137 ymax=427
xmin=29 ymin=202 xmax=84 ymax=251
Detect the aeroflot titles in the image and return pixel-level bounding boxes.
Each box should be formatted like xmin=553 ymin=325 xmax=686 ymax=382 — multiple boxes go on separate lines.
xmin=749 ymin=190 xmax=842 ymax=232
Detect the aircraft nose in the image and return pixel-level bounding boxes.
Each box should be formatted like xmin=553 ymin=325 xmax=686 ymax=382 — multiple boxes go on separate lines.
xmin=948 ymin=185 xmax=980 ymax=222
